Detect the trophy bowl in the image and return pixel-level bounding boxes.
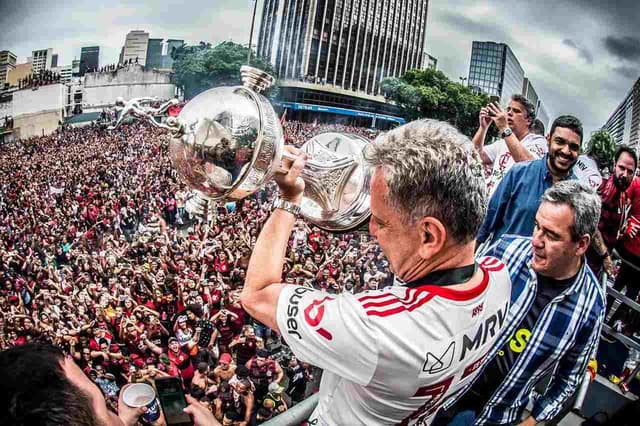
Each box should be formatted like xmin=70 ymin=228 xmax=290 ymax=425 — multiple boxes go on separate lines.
xmin=113 ymin=66 xmax=372 ymax=232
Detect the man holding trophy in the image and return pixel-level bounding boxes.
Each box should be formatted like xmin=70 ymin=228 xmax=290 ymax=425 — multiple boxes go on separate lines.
xmin=241 ymin=119 xmax=512 ymax=425
xmin=100 ymin=66 xmax=512 ymax=424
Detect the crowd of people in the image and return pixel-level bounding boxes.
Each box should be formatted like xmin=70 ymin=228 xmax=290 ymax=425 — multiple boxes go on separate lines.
xmin=0 ymin=119 xmax=391 ymax=424
xmin=1 ymin=92 xmax=639 ymax=425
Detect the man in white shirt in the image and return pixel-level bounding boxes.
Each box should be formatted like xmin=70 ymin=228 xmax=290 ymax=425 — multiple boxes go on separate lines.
xmin=473 ymin=94 xmax=548 ymax=196
xmin=241 ymin=119 xmax=512 ymax=425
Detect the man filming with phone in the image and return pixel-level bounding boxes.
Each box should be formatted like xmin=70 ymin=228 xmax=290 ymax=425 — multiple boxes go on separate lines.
xmin=473 ymin=95 xmax=547 ymax=196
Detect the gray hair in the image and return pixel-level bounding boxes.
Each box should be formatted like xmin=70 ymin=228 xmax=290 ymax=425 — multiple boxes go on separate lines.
xmin=540 ymin=180 xmax=602 ymax=241
xmin=364 ymin=119 xmax=487 ymax=244
xmin=511 ymin=94 xmax=536 ymax=120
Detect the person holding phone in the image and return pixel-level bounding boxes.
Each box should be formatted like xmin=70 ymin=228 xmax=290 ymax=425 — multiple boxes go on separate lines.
xmin=472 ymin=94 xmax=547 ymax=196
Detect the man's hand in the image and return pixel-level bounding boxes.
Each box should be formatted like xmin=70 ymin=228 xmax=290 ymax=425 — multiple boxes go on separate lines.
xmin=487 ymin=102 xmax=509 ymax=132
xmin=479 ymin=107 xmax=493 ymax=130
xmin=275 ymin=147 xmax=307 ymax=204
xmin=183 ymin=394 xmax=221 ymax=425
xmin=518 ymin=415 xmax=538 ymax=426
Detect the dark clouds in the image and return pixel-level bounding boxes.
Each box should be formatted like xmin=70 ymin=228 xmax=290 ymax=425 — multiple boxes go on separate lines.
xmin=613 ymin=66 xmax=639 ymax=79
xmin=603 ymin=36 xmax=640 ymax=61
xmin=429 ymin=0 xmax=639 ymax=136
xmin=562 ymin=39 xmax=594 ymax=64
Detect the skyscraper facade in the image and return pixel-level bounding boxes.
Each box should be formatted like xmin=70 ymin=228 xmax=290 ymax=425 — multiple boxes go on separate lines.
xmin=522 ymin=78 xmax=539 ymax=109
xmin=80 ymin=46 xmax=100 ymax=76
xmin=0 ymin=50 xmax=17 ymax=87
xmin=163 ymin=39 xmax=184 ymax=69
xmin=536 ymin=101 xmax=549 ymax=130
xmin=603 ymin=77 xmax=640 ymax=152
xmin=468 ymin=41 xmax=524 ymax=105
xmin=121 ymin=31 xmax=150 ymax=66
xmin=31 ymin=48 xmax=54 ymax=76
xmin=146 ymin=39 xmax=164 ymax=69
xmin=257 ymin=0 xmax=430 ymax=96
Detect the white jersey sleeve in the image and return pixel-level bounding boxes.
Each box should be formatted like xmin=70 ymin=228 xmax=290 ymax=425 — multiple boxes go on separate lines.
xmin=573 ymin=155 xmax=603 ymax=189
xmin=483 ymin=140 xmax=505 ymax=163
xmin=276 ymin=285 xmax=378 ymax=385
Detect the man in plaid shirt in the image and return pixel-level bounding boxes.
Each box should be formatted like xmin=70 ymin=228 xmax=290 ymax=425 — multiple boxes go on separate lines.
xmin=439 ymin=181 xmax=605 ymax=426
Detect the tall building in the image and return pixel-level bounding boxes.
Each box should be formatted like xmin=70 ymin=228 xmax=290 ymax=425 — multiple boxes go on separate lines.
xmin=536 ymin=101 xmax=549 ymax=130
xmin=258 ymin=0 xmax=429 ymax=96
xmin=7 ymin=63 xmax=32 ymax=86
xmin=146 ymin=39 xmax=164 ymax=69
xmin=255 ymin=0 xmax=419 ymax=127
xmin=163 ymin=39 xmax=184 ymax=69
xmin=120 ymin=30 xmax=150 ymax=66
xmin=522 ymin=78 xmax=539 ymax=109
xmin=51 ymin=65 xmax=73 ymax=83
xmin=72 ymin=59 xmax=80 ymax=77
xmin=31 ymin=48 xmax=55 ymax=76
xmin=603 ymin=77 xmax=640 ymax=152
xmin=421 ymin=52 xmax=438 ymax=70
xmin=468 ymin=41 xmax=524 ymax=105
xmin=80 ymin=46 xmax=100 ymax=75
xmin=0 ymin=50 xmax=17 ymax=87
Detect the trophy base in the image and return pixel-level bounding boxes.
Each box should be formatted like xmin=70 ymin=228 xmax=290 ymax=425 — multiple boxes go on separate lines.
xmin=298 ymin=132 xmax=372 ymax=233
xmin=185 ymin=192 xmax=214 ymax=219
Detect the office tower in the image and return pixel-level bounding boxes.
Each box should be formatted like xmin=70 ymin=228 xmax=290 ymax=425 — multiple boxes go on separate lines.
xmin=257 ymin=0 xmax=430 ymax=96
xmin=80 ymin=46 xmax=100 ymax=75
xmin=0 ymin=50 xmax=17 ymax=86
xmin=31 ymin=48 xmax=54 ymax=75
xmin=468 ymin=41 xmax=524 ymax=105
xmin=120 ymin=30 xmax=150 ymax=66
xmin=146 ymin=39 xmax=163 ymax=69
xmin=603 ymin=77 xmax=640 ymax=151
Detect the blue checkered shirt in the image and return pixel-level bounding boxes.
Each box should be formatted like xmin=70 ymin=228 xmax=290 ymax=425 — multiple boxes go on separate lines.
xmin=442 ymin=235 xmax=605 ymax=425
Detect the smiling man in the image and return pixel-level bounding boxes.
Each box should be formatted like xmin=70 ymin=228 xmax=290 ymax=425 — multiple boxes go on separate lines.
xmin=477 ymin=115 xmax=583 ymax=247
xmin=440 ymin=180 xmax=605 ymax=425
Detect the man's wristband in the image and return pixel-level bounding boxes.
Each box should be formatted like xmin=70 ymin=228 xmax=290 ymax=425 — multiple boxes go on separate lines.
xmin=273 ymin=198 xmax=301 ymax=218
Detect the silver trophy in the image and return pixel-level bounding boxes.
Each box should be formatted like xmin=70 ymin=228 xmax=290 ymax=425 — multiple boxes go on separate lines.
xmin=109 ymin=66 xmax=371 ymax=232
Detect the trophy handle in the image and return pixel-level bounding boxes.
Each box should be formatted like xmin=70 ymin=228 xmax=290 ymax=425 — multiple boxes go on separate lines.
xmin=107 ymin=97 xmax=183 ymax=133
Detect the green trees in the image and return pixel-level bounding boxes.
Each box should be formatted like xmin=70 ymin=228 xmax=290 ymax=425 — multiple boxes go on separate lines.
xmin=381 ymin=68 xmax=497 ymax=138
xmin=584 ymin=129 xmax=617 ymax=170
xmin=172 ymin=41 xmax=274 ymax=100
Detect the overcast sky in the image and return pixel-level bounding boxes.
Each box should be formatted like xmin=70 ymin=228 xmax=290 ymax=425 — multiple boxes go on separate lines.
xmin=1 ymin=0 xmax=638 ymax=135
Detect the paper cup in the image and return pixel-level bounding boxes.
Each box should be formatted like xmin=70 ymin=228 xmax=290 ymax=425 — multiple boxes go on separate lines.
xmin=122 ymin=383 xmax=161 ymax=422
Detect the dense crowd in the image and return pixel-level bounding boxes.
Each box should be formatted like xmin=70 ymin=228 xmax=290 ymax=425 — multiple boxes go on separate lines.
xmin=2 ymin=98 xmax=640 ymax=425
xmin=0 ymin=120 xmax=387 ymax=424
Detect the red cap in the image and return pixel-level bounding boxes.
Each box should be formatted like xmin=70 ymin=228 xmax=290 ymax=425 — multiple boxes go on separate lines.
xmin=219 ymin=353 xmax=232 ymax=364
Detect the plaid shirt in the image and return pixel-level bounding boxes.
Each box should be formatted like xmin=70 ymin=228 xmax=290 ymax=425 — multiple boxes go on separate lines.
xmin=443 ymin=235 xmax=605 ymax=425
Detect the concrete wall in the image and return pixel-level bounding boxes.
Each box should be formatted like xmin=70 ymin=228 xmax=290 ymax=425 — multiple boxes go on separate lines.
xmin=83 ymin=64 xmax=176 ymax=110
xmin=13 ymin=110 xmax=62 ymax=138
xmin=12 ymin=83 xmax=66 ymax=117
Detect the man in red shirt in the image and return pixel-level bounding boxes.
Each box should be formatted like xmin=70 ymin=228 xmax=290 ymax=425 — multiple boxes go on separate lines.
xmin=598 ymin=146 xmax=640 ymax=325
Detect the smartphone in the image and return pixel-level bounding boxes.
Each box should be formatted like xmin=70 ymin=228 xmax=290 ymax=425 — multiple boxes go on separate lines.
xmin=154 ymin=377 xmax=193 ymax=426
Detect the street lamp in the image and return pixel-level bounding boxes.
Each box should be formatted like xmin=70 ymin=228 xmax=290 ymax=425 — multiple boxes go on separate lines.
xmin=247 ymin=0 xmax=258 ymax=65
xmin=459 ymin=77 xmax=467 ymax=86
